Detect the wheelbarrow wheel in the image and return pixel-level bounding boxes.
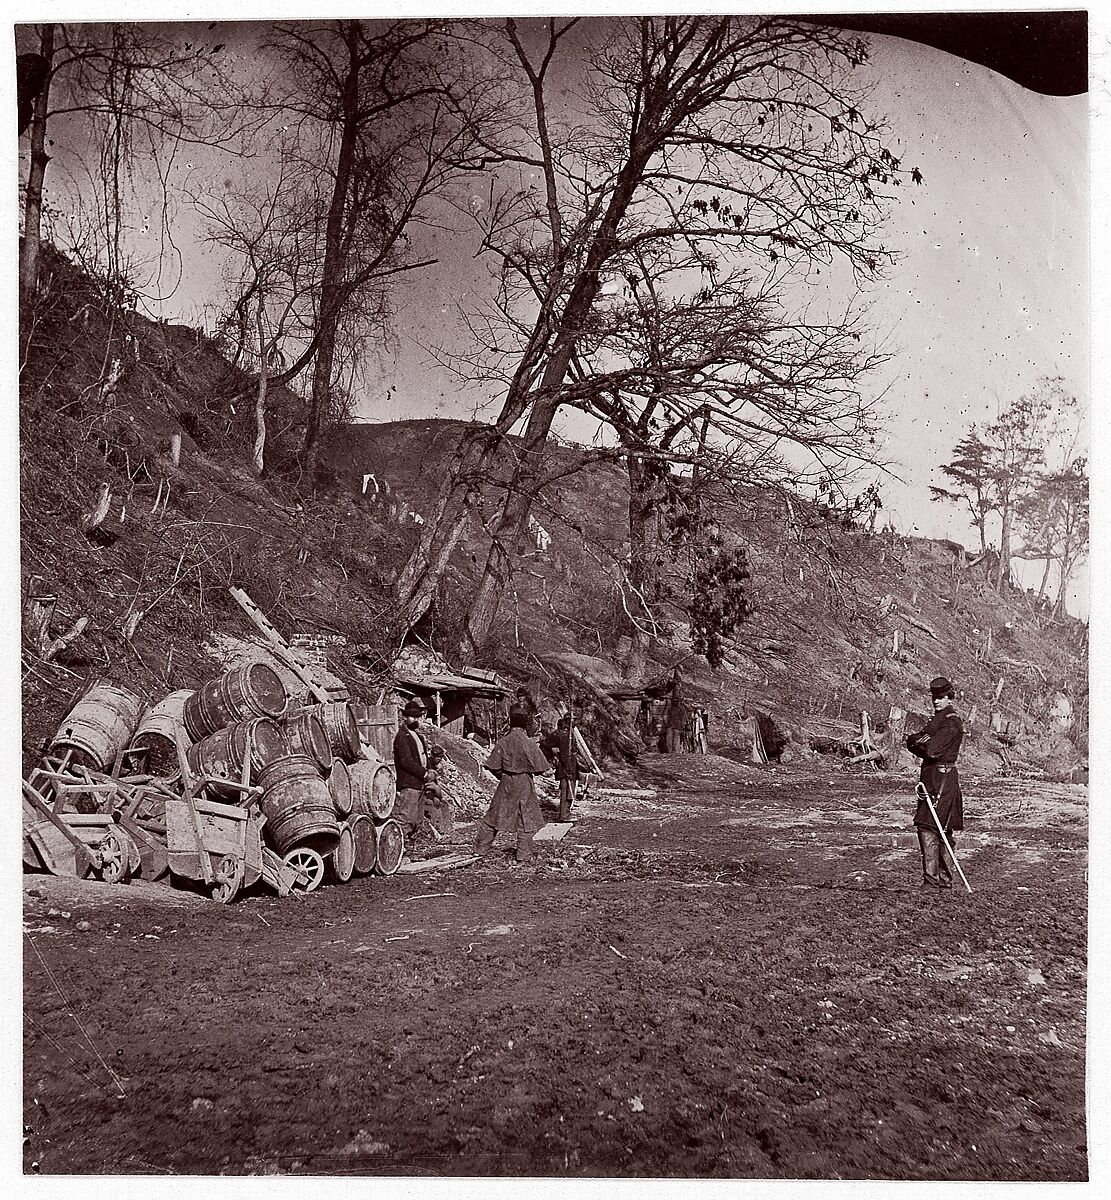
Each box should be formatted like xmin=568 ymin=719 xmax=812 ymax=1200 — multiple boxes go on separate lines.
xmin=96 ymin=830 xmax=134 ymax=885
xmin=284 ymin=847 xmax=325 ymax=894
xmin=211 ymin=854 xmax=244 ymax=905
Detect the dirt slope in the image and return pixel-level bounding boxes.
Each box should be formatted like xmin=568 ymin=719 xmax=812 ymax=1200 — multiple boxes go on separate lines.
xmin=18 ymin=241 xmax=1087 ymax=782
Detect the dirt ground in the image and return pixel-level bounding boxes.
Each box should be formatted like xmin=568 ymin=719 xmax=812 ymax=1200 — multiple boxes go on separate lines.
xmin=22 ymin=754 xmax=1087 ymax=1179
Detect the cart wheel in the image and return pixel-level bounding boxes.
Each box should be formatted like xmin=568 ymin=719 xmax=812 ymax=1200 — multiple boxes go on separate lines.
xmin=96 ymin=831 xmax=133 ymax=884
xmin=210 ymin=854 xmax=244 ymax=905
xmin=284 ymin=847 xmax=325 ymax=894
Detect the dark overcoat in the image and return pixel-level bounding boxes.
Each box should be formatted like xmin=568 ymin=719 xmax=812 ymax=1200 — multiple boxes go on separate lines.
xmin=906 ymin=706 xmax=964 ymax=830
xmin=393 ymin=725 xmax=428 ymax=792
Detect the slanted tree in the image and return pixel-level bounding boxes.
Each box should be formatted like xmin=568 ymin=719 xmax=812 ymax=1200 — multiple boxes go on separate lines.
xmin=396 ymin=15 xmax=916 ymax=659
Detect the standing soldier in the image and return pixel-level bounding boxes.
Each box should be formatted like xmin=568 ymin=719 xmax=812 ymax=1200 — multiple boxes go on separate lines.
xmin=906 ymin=676 xmax=964 ymax=889
xmin=475 ymin=712 xmax=552 ymax=864
xmin=541 ymin=715 xmax=581 ymax=822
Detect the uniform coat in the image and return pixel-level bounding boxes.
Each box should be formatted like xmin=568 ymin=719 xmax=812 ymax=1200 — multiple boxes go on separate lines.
xmin=906 ymin=706 xmax=964 ymax=831
xmin=482 ymin=727 xmax=551 ymax=835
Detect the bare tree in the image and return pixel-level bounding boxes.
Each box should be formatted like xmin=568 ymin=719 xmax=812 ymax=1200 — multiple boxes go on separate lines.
xmin=250 ymin=19 xmax=500 ymax=480
xmin=933 ymin=378 xmax=1076 ymax=590
xmin=17 ymin=21 xmax=249 ymax=302
xmin=556 ymin=254 xmax=888 ymax=675
xmin=1017 ymin=456 xmax=1088 ymax=616
xmin=396 ymin=15 xmax=916 ymax=658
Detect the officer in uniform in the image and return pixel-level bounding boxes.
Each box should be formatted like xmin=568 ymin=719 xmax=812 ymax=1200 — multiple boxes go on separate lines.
xmin=906 ymin=676 xmax=964 ymax=889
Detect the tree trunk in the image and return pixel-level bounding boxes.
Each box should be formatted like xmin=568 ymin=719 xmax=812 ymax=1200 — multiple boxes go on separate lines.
xmin=392 ymin=427 xmax=503 ymax=631
xmin=622 ymin=452 xmax=665 ymax=682
xmin=456 ymin=145 xmax=653 ymax=659
xmin=19 ymin=23 xmax=55 ymax=301
xmin=301 ymin=22 xmax=361 ymax=481
xmin=458 ymin=391 xmax=564 ymax=661
xmin=1035 ymin=555 xmax=1052 ymax=604
xmin=252 ymin=298 xmax=268 ymax=477
xmin=995 ymin=504 xmax=1013 ymax=590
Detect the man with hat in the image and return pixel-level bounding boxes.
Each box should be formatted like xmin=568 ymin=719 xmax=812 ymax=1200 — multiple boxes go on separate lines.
xmin=906 ymin=676 xmax=965 ymax=889
xmin=393 ymin=698 xmax=431 ymax=839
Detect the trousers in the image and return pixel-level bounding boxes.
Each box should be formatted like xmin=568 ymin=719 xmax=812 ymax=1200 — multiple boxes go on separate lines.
xmin=917 ymin=826 xmax=958 ymax=888
xmin=475 ymin=819 xmax=535 ymax=862
xmin=558 ymin=777 xmax=575 ymax=822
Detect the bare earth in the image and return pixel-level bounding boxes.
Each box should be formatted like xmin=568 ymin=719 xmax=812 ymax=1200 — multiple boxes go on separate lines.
xmin=22 ymin=755 xmax=1087 ymax=1179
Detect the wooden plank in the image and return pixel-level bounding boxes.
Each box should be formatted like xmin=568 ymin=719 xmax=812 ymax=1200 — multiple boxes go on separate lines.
xmin=534 ymin=822 xmax=573 ymax=842
xmin=395 ymin=853 xmax=481 ymax=874
xmin=572 ymin=727 xmax=602 ymax=776
xmin=229 ymin=587 xmax=341 ymax=704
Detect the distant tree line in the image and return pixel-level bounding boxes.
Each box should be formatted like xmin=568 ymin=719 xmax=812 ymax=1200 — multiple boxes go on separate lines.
xmin=930 ymin=376 xmax=1087 ymax=616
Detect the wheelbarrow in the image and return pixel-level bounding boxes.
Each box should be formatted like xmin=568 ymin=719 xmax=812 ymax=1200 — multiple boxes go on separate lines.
xmin=163 ymin=721 xmax=265 ymax=903
xmin=165 ymin=793 xmax=265 ymax=903
xmin=22 ymin=779 xmax=140 ymax=883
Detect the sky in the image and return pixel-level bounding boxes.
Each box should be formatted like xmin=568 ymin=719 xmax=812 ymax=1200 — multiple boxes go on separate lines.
xmin=18 ymin=14 xmax=1089 ymax=611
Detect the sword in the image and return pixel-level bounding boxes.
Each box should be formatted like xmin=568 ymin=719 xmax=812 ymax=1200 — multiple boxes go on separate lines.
xmin=915 ymin=781 xmax=972 ymax=893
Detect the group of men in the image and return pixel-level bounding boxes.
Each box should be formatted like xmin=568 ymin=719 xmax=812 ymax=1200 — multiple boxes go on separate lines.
xmin=392 ymin=693 xmax=590 ymax=865
xmin=393 ymin=675 xmax=967 ymax=886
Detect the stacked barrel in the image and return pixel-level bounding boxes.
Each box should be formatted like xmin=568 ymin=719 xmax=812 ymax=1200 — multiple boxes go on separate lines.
xmin=303 ymin=701 xmax=403 ymax=879
xmin=47 ymin=663 xmax=405 ymax=890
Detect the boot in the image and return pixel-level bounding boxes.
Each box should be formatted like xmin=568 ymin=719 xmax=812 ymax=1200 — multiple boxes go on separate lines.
xmin=474 ymin=821 xmax=497 ymax=855
xmin=558 ymin=779 xmax=572 ymax=823
xmin=515 ymin=832 xmax=535 ymax=864
xmin=917 ymin=827 xmax=942 ymax=888
xmin=938 ymin=832 xmax=956 ymax=888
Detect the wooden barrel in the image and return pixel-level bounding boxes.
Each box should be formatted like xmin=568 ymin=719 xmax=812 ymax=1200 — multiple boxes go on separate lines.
xmin=257 ymin=755 xmax=340 ymax=856
xmin=350 ymin=814 xmax=376 ymax=875
xmin=129 ymin=689 xmax=194 ymax=775
xmin=183 ymin=663 xmax=286 ymax=741
xmin=327 ymin=823 xmax=355 ymax=883
xmin=50 ymin=681 xmax=146 ymax=770
xmin=282 ymin=712 xmax=331 ymax=771
xmin=351 ymin=703 xmax=397 ymax=762
xmin=306 ymin=702 xmax=361 ymax=762
xmin=348 ymin=759 xmax=395 ymax=819
xmin=186 ymin=718 xmax=287 ymax=799
xmin=327 ymin=758 xmax=353 ymax=817
xmin=372 ymin=817 xmax=405 ymax=876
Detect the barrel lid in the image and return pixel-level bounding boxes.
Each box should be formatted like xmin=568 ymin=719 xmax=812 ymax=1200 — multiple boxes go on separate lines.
xmin=246 ymin=663 xmax=287 ymax=716
xmin=249 ymin=717 xmax=289 ymax=762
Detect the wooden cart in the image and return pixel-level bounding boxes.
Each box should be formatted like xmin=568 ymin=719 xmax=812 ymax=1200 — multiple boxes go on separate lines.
xmin=165 ymin=793 xmax=265 ymax=903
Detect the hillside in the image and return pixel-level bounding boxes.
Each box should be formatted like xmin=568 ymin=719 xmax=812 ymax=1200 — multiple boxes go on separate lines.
xmin=18 ymin=243 xmax=1087 ymax=781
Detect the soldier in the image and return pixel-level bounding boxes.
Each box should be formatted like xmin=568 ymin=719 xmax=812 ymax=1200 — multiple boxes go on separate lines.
xmin=475 ymin=711 xmax=551 ymax=863
xmin=906 ymin=676 xmax=964 ymax=889
xmin=541 ymin=715 xmax=581 ymax=822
